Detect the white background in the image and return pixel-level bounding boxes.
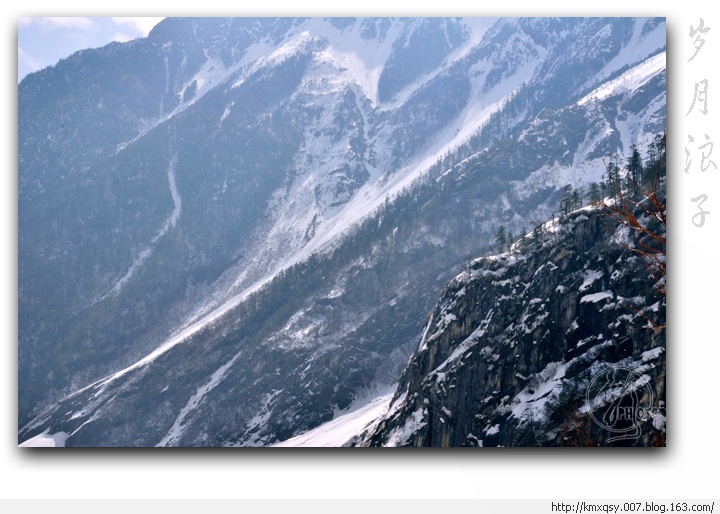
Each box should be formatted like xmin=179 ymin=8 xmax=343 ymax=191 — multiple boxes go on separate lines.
xmin=3 ymin=0 xmax=717 ymax=500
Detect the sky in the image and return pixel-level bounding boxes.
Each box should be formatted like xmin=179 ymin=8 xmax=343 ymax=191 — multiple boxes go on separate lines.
xmin=18 ymin=17 xmax=164 ymax=82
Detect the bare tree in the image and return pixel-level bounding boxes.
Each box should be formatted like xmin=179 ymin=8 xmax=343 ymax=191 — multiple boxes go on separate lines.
xmin=601 ymin=143 xmax=666 ymax=330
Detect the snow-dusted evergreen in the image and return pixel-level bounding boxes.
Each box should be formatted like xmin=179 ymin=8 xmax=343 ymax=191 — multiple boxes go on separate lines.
xmin=19 ymin=17 xmax=665 ymax=446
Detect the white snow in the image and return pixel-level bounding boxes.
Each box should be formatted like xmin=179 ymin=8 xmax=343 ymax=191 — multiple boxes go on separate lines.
xmin=383 ymin=390 xmax=408 ymax=421
xmin=311 ymin=22 xmax=400 ymax=107
xmin=241 ymin=389 xmax=284 ymax=446
xmin=90 ymin=20 xmax=549 ymax=387
xmin=513 ymin=340 xmax=615 ymax=422
xmin=612 ymin=224 xmax=634 ymax=248
xmin=232 ymin=31 xmax=316 ymax=90
xmin=157 ymin=351 xmax=242 ymax=447
xmin=19 ymin=430 xmax=68 ymax=447
xmin=385 ymin=407 xmax=427 ymax=447
xmin=377 ymin=19 xmax=497 ymax=111
xmin=272 ymin=392 xmax=393 ymax=447
xmin=511 ymin=361 xmax=568 ymax=421
xmin=641 ymin=347 xmax=664 ymax=362
xmin=581 ymin=372 xmax=653 ymax=416
xmin=181 ymin=41 xmax=539 ymax=349
xmin=581 ymin=18 xmax=665 ymax=94
xmin=580 ymin=291 xmax=614 ymax=303
xmin=485 ymin=424 xmax=500 ymax=436
xmin=578 ymin=51 xmax=666 ymax=106
xmin=431 ymin=309 xmax=495 ymax=375
xmin=116 ymin=54 xmax=249 ymax=153
xmin=650 ymin=407 xmax=666 ymax=431
xmin=418 ymin=314 xmax=435 ymax=351
xmin=513 ymin=51 xmax=665 ymax=200
xmin=579 ymin=270 xmax=604 ymax=292
xmin=426 ymin=313 xmax=457 ymax=343
xmin=100 ymin=156 xmax=182 ymax=300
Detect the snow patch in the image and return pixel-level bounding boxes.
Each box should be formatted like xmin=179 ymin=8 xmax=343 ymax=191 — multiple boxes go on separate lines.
xmin=431 ymin=309 xmax=494 ymax=375
xmin=385 ymin=407 xmax=427 ymax=447
xmin=19 ymin=430 xmax=68 ymax=447
xmin=485 ymin=424 xmax=500 ymax=436
xmin=272 ymin=392 xmax=393 ymax=447
xmin=641 ymin=347 xmax=664 ymax=362
xmin=580 ymin=291 xmax=614 ymax=303
xmin=100 ymin=156 xmax=182 ymax=300
xmin=579 ymin=52 xmax=665 ymax=106
xmin=579 ymin=270 xmax=604 ymax=292
xmin=157 ymin=350 xmax=242 ymax=447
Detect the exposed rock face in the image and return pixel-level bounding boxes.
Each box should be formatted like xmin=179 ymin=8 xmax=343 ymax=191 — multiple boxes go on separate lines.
xmin=359 ymin=190 xmax=666 ymax=447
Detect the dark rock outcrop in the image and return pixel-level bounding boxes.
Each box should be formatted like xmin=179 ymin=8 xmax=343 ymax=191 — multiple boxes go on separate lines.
xmin=359 ymin=189 xmax=666 ymax=447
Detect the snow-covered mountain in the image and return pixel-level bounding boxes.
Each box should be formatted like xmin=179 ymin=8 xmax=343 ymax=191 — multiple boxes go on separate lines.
xmin=18 ymin=17 xmax=665 ymax=446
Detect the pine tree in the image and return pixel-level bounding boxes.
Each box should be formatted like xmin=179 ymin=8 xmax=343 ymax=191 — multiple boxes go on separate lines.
xmin=560 ymin=184 xmax=573 ymax=216
xmin=600 ymin=135 xmax=666 ymax=327
xmin=606 ymin=159 xmax=621 ymax=198
xmin=643 ymin=133 xmax=666 ymax=186
xmin=519 ymin=225 xmax=528 ymax=250
xmin=627 ymin=144 xmax=642 ymax=185
xmin=495 ymin=225 xmax=507 ymax=253
xmin=532 ymin=224 xmax=543 ymax=246
xmin=571 ymin=189 xmax=581 ymax=210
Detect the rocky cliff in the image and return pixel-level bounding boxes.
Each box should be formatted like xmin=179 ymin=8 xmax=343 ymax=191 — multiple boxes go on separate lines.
xmin=357 ymin=185 xmax=666 ymax=447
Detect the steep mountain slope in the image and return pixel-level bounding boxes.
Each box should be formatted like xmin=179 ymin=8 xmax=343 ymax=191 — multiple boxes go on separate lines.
xmin=356 ymin=183 xmax=666 ymax=447
xmin=18 ymin=17 xmax=665 ymax=446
